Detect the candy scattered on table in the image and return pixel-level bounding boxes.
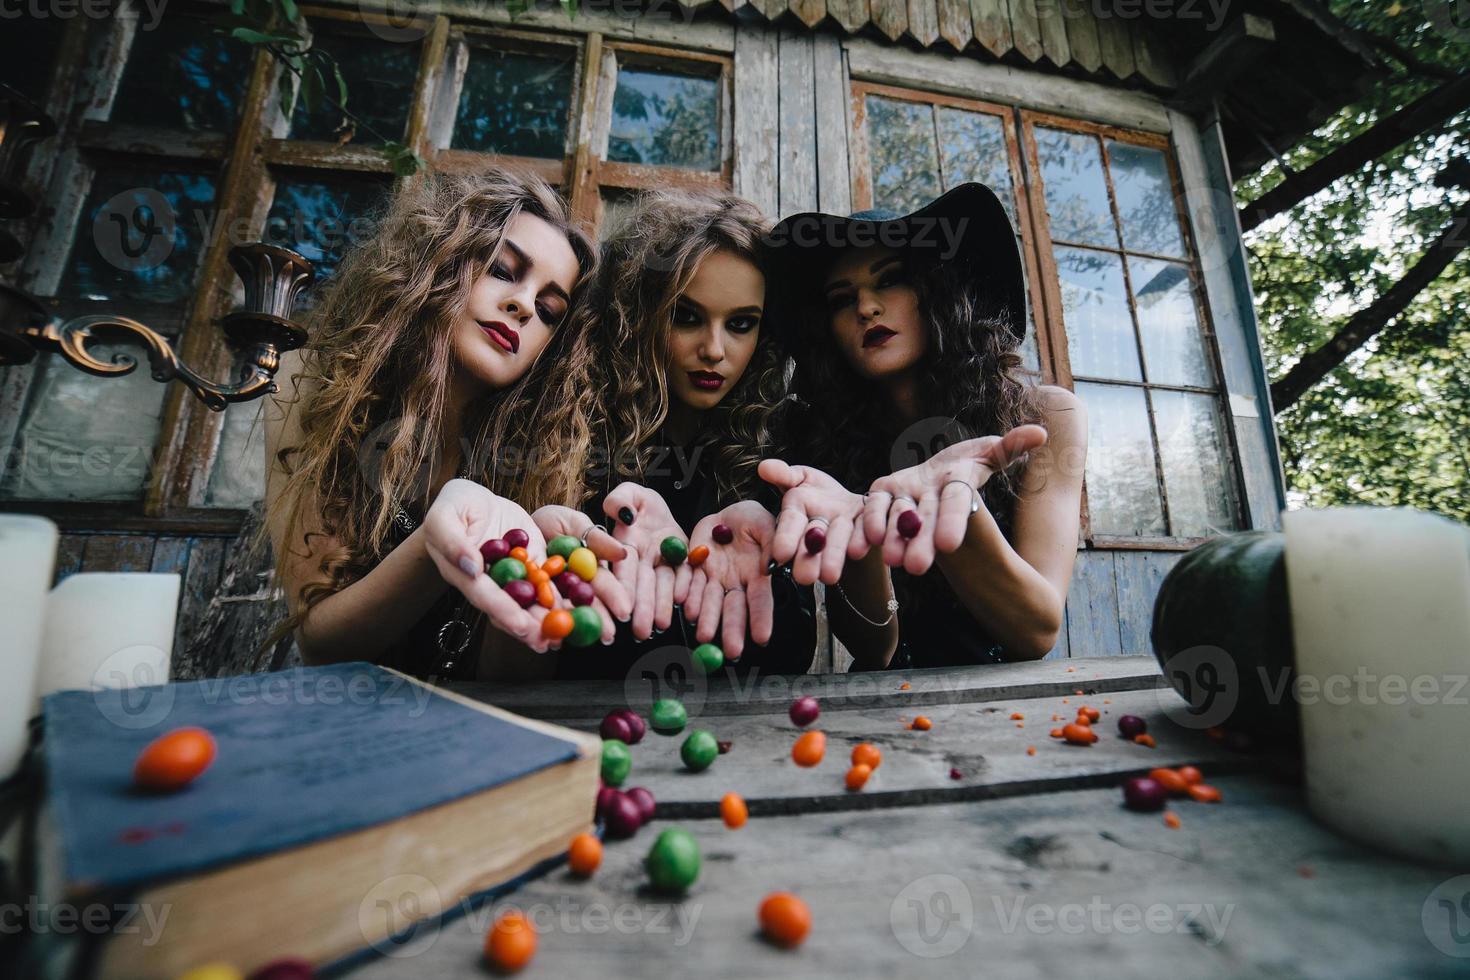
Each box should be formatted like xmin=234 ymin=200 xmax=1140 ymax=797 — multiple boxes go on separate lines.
xmin=716 ymin=739 xmax=732 ymax=754
xmin=1149 ymin=768 xmax=1190 ymax=796
xmin=603 ymin=791 xmax=643 ymax=839
xmin=711 ymin=523 xmax=734 ymax=545
xmin=659 ymin=536 xmax=688 ymax=566
xmin=1122 ymin=776 xmax=1168 ymax=812
xmin=567 ymin=547 xmax=599 ymax=582
xmin=626 ymin=786 xmax=657 ymax=823
xmin=568 ymin=833 xmax=603 ymax=876
xmin=651 ymin=698 xmax=688 ymax=735
xmin=601 ymin=739 xmax=631 ymax=786
xmin=1026 ymin=746 xmax=1037 ymax=756
xmin=949 ymin=767 xmax=963 ymax=780
xmin=851 ymin=743 xmax=881 ymax=769
xmin=1133 ymin=734 xmax=1156 ymax=748
xmin=1188 ymin=783 xmax=1222 ymax=803
xmin=566 ymin=605 xmax=602 ymax=646
xmin=845 ymin=764 xmax=872 ymax=791
xmin=1117 ymin=714 xmax=1147 ymax=738
xmin=899 ymin=682 xmax=910 ymax=690
xmin=1163 ymin=811 xmax=1181 ymax=830
xmin=547 ymin=535 xmax=581 ymax=560
xmin=692 ymin=642 xmax=724 ymax=674
xmin=596 ymin=784 xmax=620 ymax=821
xmin=1177 ymin=765 xmax=1203 ymax=785
xmin=1009 ymin=712 xmax=1024 ymax=721
xmin=1061 ymin=722 xmax=1097 ymax=746
xmin=759 ymin=892 xmax=811 ymax=949
xmin=681 ymin=730 xmax=719 ymax=772
xmin=896 ymin=510 xmax=922 ymax=539
xmin=645 ymin=828 xmax=701 ymax=893
xmin=484 ymin=910 xmax=536 ymax=974
xmin=911 ymin=715 xmax=932 ymax=731
xmin=788 ymin=696 xmax=820 ymax=728
xmin=601 ymin=712 xmax=634 ymax=743
xmin=542 ymin=608 xmax=574 ymax=640
xmin=792 ymin=730 xmax=825 ymax=767
xmin=135 ymin=726 xmax=216 ymax=792
xmin=721 ymin=792 xmax=748 ymax=829
xmin=689 ymin=544 xmax=710 ymax=566
xmin=1076 ymin=705 xmax=1100 ymax=723
xmin=490 ymin=557 xmax=527 ymax=587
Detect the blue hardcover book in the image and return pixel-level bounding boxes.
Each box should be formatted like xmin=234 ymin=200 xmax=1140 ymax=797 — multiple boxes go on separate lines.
xmin=35 ymin=662 xmax=600 ymax=979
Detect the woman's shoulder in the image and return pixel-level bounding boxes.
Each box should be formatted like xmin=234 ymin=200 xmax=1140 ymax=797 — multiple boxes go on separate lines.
xmin=1032 ymin=384 xmax=1087 ymax=442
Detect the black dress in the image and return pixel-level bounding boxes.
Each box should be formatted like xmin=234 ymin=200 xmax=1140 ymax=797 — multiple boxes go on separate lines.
xmin=554 ymin=438 xmax=817 ymax=681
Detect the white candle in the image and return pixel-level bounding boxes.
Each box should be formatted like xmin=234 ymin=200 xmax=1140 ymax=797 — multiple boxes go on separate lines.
xmin=34 ymin=572 xmax=180 ymax=715
xmin=0 ymin=515 xmax=57 ymax=777
xmin=1283 ymin=506 xmax=1470 ymax=866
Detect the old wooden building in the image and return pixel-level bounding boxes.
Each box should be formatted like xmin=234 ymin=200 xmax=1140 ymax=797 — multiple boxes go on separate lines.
xmin=0 ymin=0 xmax=1379 ymax=671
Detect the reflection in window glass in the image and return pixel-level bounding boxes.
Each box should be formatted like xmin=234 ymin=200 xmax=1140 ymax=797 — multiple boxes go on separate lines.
xmin=608 ymin=67 xmax=718 ymax=170
xmin=204 ymin=399 xmax=266 ymax=508
xmin=1034 ymin=127 xmax=1114 ymax=247
xmin=1054 ymin=246 xmax=1140 ymax=382
xmin=265 ymin=176 xmax=392 ymax=291
xmin=1108 ymin=141 xmax=1185 ymax=258
xmin=111 ymin=15 xmax=246 ymax=131
xmin=1129 ymin=257 xmax=1212 ymax=388
xmin=60 ymin=167 xmax=217 ymax=305
xmin=289 ymin=36 xmax=417 ymax=143
xmin=0 ymin=347 xmax=169 ymax=501
xmin=453 ymin=48 xmax=575 ymax=158
xmin=1152 ymin=390 xmax=1237 ymax=536
xmin=866 ymin=95 xmax=940 ymax=215
xmin=1074 ymin=382 xmax=1165 ymax=536
xmin=936 ymin=107 xmax=1013 ymax=220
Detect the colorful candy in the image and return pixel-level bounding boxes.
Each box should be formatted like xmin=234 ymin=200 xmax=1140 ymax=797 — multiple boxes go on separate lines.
xmin=1122 ymin=776 xmax=1168 ymax=812
xmin=1061 ymin=722 xmax=1096 ymax=745
xmin=651 ymin=698 xmax=687 ymax=735
xmin=792 ymin=730 xmax=826 ymax=767
xmin=566 ymin=606 xmax=602 ymax=647
xmin=789 ymin=696 xmax=820 ymax=727
xmin=1117 ymin=714 xmax=1147 ymax=738
xmin=502 ymin=528 xmax=530 ymax=550
xmin=625 ymin=786 xmax=657 ymax=823
xmin=503 ymin=580 xmax=537 ymax=609
xmin=568 ymin=833 xmax=603 ymax=876
xmin=490 ymin=557 xmax=527 ymax=587
xmin=1187 ymin=783 xmax=1222 ymax=803
xmin=563 ymin=578 xmax=596 ymax=607
xmin=508 ymin=546 xmax=529 ymax=563
xmin=721 ymin=792 xmax=748 ymax=829
xmin=535 ymin=580 xmax=556 ymax=609
xmin=601 ymin=713 xmax=634 ymax=743
xmin=134 ymin=726 xmax=216 ymax=792
xmin=604 ymin=791 xmax=643 ymax=839
xmin=688 ymin=545 xmax=710 ymax=566
xmin=1149 ymin=768 xmax=1190 ymax=796
xmin=711 ymin=523 xmax=734 ymax=545
xmin=542 ymin=555 xmax=567 ymax=578
xmin=616 ymin=709 xmax=647 ymax=743
xmin=645 ymin=828 xmax=701 ymax=893
xmin=601 ymin=739 xmax=631 ymax=786
xmin=483 ymin=911 xmax=536 ymax=973
xmin=911 ymin=715 xmax=933 ymax=732
xmin=567 ymin=547 xmax=599 ymax=582
xmin=845 ymin=764 xmax=872 ymax=791
xmin=851 ymin=743 xmax=881 ymax=770
xmin=681 ymin=730 xmax=719 ymax=772
xmin=692 ymin=643 xmax=724 ymax=674
xmin=659 ymin=536 xmax=688 ymax=566
xmin=542 ymin=608 xmax=574 ymax=640
xmin=480 ymin=538 xmax=511 ymax=565
xmin=547 ymin=535 xmax=581 ymax=560
xmin=759 ymin=893 xmax=811 ymax=948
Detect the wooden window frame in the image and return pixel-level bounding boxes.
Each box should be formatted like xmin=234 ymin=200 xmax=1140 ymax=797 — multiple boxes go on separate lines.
xmin=846 ymin=82 xmax=1248 ymax=550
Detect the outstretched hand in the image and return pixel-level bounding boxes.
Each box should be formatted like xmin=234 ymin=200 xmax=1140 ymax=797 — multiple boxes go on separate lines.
xmin=531 ymin=504 xmax=633 ymax=644
xmin=758 ymin=458 xmax=869 ymax=586
xmin=683 ymin=501 xmax=777 ymax=661
xmin=602 ymin=482 xmax=689 ymax=639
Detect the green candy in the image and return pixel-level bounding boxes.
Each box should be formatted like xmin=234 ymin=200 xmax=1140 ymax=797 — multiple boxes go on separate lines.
xmin=691 ymin=643 xmax=724 ymax=675
xmin=680 ymin=730 xmax=718 ymax=772
xmin=659 ymin=536 xmax=688 ymax=566
xmin=567 ymin=605 xmax=602 ymax=647
xmin=489 ymin=557 xmax=527 ymax=587
xmin=645 ymin=828 xmax=701 ymax=893
xmin=547 ymin=535 xmax=581 ymax=560
xmin=601 ymin=739 xmax=631 ymax=786
xmin=650 ymin=698 xmax=687 ymax=735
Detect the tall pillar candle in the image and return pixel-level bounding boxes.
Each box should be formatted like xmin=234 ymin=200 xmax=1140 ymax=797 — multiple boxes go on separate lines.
xmin=0 ymin=515 xmax=58 ymax=777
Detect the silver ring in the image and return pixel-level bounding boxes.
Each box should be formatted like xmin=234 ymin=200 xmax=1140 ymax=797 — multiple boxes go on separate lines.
xmin=890 ymin=494 xmax=917 ymax=508
xmin=806 ymin=516 xmax=830 ymax=527
xmin=865 ymin=490 xmax=892 ymax=502
xmin=942 ymin=479 xmax=981 ymax=514
xmin=580 ymin=523 xmax=600 ymax=547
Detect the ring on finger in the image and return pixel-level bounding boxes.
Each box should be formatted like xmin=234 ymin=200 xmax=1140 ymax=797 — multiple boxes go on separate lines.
xmin=942 ymin=479 xmax=981 ymax=515
xmin=579 ymin=523 xmax=601 ymax=548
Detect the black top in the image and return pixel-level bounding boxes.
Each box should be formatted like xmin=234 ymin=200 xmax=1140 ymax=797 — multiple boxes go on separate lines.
xmin=555 ymin=438 xmax=817 ymax=681
xmin=376 ymin=502 xmax=483 ymax=683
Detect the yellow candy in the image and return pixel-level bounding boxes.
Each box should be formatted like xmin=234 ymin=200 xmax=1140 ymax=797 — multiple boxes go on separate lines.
xmin=567 ymin=546 xmax=598 ymax=582
xmin=175 ymin=965 xmax=244 ymax=980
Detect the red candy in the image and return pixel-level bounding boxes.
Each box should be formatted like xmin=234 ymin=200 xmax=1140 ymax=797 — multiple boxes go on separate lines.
xmin=616 ymin=709 xmax=647 ymax=743
xmin=789 ymin=696 xmax=820 ymax=727
xmin=803 ymin=526 xmax=826 ymax=554
xmin=625 ymin=786 xmax=657 ymax=822
xmin=480 ymin=538 xmax=511 ymax=564
xmin=503 ymin=579 xmax=537 ymax=609
xmin=604 ymin=791 xmax=643 ymax=839
xmin=712 ymin=523 xmax=734 ymax=545
xmin=896 ymin=510 xmax=922 ymax=539
xmin=503 ymin=528 xmax=530 ymax=550
xmin=1122 ymin=776 xmax=1168 ymax=812
xmin=601 ymin=713 xmax=634 ymax=743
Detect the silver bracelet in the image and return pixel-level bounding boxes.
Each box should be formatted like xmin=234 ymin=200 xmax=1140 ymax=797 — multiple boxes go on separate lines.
xmin=830 ymin=580 xmax=898 ymax=628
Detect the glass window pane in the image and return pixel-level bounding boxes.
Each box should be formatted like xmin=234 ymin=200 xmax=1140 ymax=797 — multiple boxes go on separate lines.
xmin=1107 ymin=140 xmax=1185 ymax=258
xmin=1054 ymin=246 xmax=1140 ymax=382
xmin=1034 ymin=127 xmax=1115 ymax=248
xmin=1152 ymin=390 xmax=1237 ymax=537
xmin=1 ymin=348 xmax=168 ymax=501
xmin=607 ymin=66 xmax=719 ymax=171
xmin=0 ymin=16 xmax=66 ymax=104
xmin=936 ymin=107 xmax=1014 ymax=220
xmin=289 ymin=36 xmax=417 ymax=143
xmin=1074 ymin=381 xmax=1165 ymax=537
xmin=1128 ymin=257 xmax=1213 ymax=388
xmin=866 ymin=95 xmax=940 ymax=215
xmin=60 ymin=166 xmax=218 ymax=305
xmin=204 ymin=400 xmax=266 ymax=508
xmin=110 ymin=14 xmax=247 ymax=131
xmin=452 ymin=47 xmax=575 ymax=157
xmin=265 ymin=175 xmax=392 ymax=293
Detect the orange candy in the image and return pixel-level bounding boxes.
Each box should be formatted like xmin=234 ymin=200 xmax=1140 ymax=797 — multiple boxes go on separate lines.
xmin=899 ymin=682 xmax=911 ymax=690
xmin=508 ymin=547 xmax=530 ymax=562
xmin=1187 ymin=783 xmax=1222 ymax=803
xmin=1133 ymin=733 xmax=1156 ymax=748
xmin=1177 ymin=765 xmax=1203 ymax=785
xmin=542 ymin=609 xmax=574 ymax=639
xmin=1009 ymin=712 xmax=1024 ymax=721
xmin=1049 ymin=728 xmax=1064 ymax=738
xmin=792 ymin=730 xmax=826 ymax=767
xmin=542 ymin=555 xmax=566 ymax=578
xmin=536 ymin=581 xmax=556 ymax=609
xmin=721 ymin=792 xmax=748 ymax=829
xmin=1077 ymin=706 xmax=1101 ymax=723
xmin=484 ymin=911 xmax=536 ymax=973
xmin=759 ymin=892 xmax=812 ymax=949
xmin=845 ymin=764 xmax=872 ymax=791
xmin=912 ymin=716 xmax=933 ymax=731
xmin=688 ymin=545 xmax=710 ymax=566
xmin=1026 ymin=746 xmax=1037 ymax=756
xmin=568 ymin=833 xmax=602 ymax=876
xmin=851 ymin=743 xmax=881 ymax=770
xmin=1149 ymin=768 xmax=1190 ymax=796
xmin=134 ymin=726 xmax=216 ymax=792
xmin=1163 ymin=811 xmax=1181 ymax=829
xmin=527 ymin=567 xmax=550 ymax=586
xmin=1061 ymin=722 xmax=1097 ymax=746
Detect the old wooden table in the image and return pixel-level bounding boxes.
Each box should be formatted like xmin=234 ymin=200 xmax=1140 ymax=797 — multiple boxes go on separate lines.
xmin=341 ymin=657 xmax=1462 ymax=978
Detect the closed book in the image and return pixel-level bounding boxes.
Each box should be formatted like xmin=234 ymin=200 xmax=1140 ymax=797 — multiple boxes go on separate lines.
xmin=35 ymin=662 xmax=599 ymax=978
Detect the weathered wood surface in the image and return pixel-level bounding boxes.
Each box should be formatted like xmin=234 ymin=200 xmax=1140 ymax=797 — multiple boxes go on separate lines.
xmin=342 ymin=773 xmax=1458 ymax=979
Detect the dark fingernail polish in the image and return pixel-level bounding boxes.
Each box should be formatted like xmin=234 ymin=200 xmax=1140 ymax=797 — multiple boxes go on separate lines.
xmin=619 ymin=507 xmax=636 ymax=526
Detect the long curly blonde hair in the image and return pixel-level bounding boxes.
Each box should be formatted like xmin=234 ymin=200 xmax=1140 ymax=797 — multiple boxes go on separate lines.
xmin=589 ymin=191 xmax=787 ymax=504
xmin=266 ymin=166 xmax=600 ymax=635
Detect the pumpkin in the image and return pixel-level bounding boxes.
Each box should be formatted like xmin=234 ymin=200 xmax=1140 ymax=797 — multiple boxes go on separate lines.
xmin=1151 ymin=531 xmax=1297 ymax=736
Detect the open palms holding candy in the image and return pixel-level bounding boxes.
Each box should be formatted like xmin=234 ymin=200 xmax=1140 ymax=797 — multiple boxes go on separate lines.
xmin=601 ymin=482 xmax=690 ymax=639
xmin=682 ymin=501 xmax=778 ymax=660
xmin=757 ymin=459 xmax=870 ymax=586
xmin=530 ymin=504 xmax=634 ymax=646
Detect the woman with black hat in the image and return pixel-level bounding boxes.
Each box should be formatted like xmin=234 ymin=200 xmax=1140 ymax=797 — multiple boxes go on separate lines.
xmin=762 ymin=183 xmax=1086 ymax=669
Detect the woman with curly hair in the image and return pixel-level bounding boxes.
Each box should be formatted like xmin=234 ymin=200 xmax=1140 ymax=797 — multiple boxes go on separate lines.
xmin=763 ymin=183 xmax=1087 ymax=669
xmin=532 ymin=190 xmax=897 ymax=680
xmin=262 ymin=167 xmax=630 ymax=683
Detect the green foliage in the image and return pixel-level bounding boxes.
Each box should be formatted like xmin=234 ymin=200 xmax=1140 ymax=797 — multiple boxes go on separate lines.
xmin=1241 ymin=1 xmax=1470 ymax=522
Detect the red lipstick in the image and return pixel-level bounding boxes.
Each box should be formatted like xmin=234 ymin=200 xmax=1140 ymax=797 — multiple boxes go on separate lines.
xmin=478 ymin=320 xmax=519 ymax=354
xmin=688 ymin=370 xmax=725 ymax=391
xmin=862 ymin=325 xmax=897 ymax=348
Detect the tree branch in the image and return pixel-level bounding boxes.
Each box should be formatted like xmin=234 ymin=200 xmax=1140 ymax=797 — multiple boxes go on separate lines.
xmin=1270 ymin=196 xmax=1470 ymax=412
xmin=1240 ymin=72 xmax=1470 ymax=232
xmin=1359 ymin=28 xmax=1459 ymax=82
